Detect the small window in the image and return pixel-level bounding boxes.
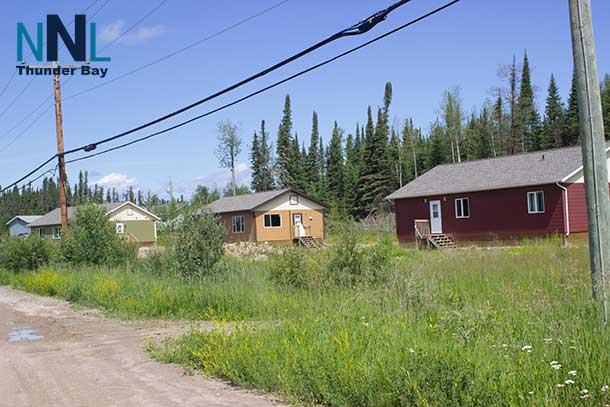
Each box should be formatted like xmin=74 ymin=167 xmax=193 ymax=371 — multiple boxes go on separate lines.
xmin=232 ymin=215 xmax=245 ymax=233
xmin=52 ymin=226 xmax=61 ymax=240
xmin=264 ymin=214 xmax=282 ymax=228
xmin=289 ymin=195 xmax=299 ymax=205
xmin=455 ymin=198 xmax=470 ymax=219
xmin=38 ymin=228 xmax=44 ymax=238
xmin=527 ymin=191 xmax=545 ymax=214
xmin=116 ymin=223 xmax=125 ymax=234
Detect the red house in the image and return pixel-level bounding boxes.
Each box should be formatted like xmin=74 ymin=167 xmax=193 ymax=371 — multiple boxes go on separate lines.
xmin=387 ymin=145 xmax=608 ymax=246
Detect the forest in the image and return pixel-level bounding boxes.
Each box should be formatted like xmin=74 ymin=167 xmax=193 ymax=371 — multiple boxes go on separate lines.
xmin=2 ymin=51 xmax=610 ymax=227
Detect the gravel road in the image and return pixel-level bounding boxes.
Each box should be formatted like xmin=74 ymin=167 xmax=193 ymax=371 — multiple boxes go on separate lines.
xmin=0 ymin=286 xmax=283 ymax=407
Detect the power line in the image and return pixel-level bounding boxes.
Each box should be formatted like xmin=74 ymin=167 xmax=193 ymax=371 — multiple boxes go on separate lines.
xmin=63 ymin=0 xmax=413 ymax=155
xmin=3 ymin=0 xmax=461 ymax=194
xmin=0 ymin=104 xmax=54 ymax=154
xmin=66 ymin=0 xmax=462 ymax=166
xmin=61 ymin=0 xmax=292 ymax=103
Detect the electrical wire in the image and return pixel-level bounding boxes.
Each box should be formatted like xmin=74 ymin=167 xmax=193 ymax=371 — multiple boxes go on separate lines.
xmin=66 ymin=0 xmax=461 ymax=165
xmin=0 ymin=105 xmax=54 ymax=154
xmin=63 ymin=0 xmax=413 ymax=155
xmin=60 ymin=0 xmax=291 ymax=103
xmin=2 ymin=0 xmax=461 ymax=194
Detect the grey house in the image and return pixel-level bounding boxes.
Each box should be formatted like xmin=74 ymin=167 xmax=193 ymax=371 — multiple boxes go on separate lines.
xmin=6 ymin=216 xmax=42 ymax=238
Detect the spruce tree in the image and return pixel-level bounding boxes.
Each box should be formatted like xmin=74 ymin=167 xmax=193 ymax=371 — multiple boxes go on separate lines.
xmin=387 ymin=128 xmax=402 ymax=190
xmin=541 ymin=74 xmax=564 ymax=149
xmin=250 ymin=130 xmax=262 ymax=192
xmin=305 ymin=111 xmax=321 ymax=193
xmin=563 ymin=70 xmax=580 ymax=146
xmin=288 ymin=134 xmax=307 ymax=190
xmin=517 ymin=51 xmax=541 ymax=151
xmin=275 ymin=95 xmax=293 ymax=187
xmin=258 ymin=120 xmax=275 ymax=191
xmin=344 ymin=133 xmax=360 ymax=217
xmin=326 ymin=122 xmax=345 ymax=209
xmin=477 ymin=106 xmax=494 ymax=159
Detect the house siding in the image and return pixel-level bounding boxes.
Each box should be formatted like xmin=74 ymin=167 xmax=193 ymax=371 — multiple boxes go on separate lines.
xmin=8 ymin=220 xmax=31 ymax=237
xmin=254 ymin=209 xmax=325 ymax=242
xmin=219 ymin=211 xmax=257 ymax=243
xmin=395 ymin=184 xmax=565 ymax=242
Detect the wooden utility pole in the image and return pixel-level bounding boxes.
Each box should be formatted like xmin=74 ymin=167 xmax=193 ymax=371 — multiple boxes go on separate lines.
xmin=52 ymin=61 xmax=69 ymax=235
xmin=569 ymin=0 xmax=610 ymax=321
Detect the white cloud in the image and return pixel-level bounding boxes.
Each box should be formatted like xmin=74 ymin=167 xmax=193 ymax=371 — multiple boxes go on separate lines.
xmin=194 ymin=163 xmax=251 ymax=189
xmin=99 ymin=21 xmax=165 ymax=46
xmin=96 ymin=173 xmax=138 ymax=190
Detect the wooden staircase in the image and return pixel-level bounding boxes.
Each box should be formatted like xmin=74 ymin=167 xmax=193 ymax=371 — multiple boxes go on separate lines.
xmin=298 ymin=236 xmax=324 ymax=249
xmin=428 ymin=234 xmax=456 ymax=249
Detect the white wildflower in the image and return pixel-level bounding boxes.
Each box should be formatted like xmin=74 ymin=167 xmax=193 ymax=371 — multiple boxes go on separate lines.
xmin=408 ymin=348 xmax=415 ymax=354
xmin=501 ymin=344 xmax=508 ymax=348
xmin=522 ymin=345 xmax=532 ymax=351
xmin=556 ymin=383 xmax=565 ymax=388
xmin=602 ymin=385 xmax=609 ymax=392
xmin=580 ymin=389 xmax=589 ymax=395
xmin=580 ymin=394 xmax=590 ymax=399
xmin=544 ymin=338 xmax=553 ymax=343
xmin=550 ymin=361 xmax=559 ymax=366
xmin=568 ymin=370 xmax=576 ymax=376
xmin=528 ymin=391 xmax=534 ymax=395
xmin=565 ymin=379 xmax=575 ymax=385
xmin=551 ymin=364 xmax=562 ymax=370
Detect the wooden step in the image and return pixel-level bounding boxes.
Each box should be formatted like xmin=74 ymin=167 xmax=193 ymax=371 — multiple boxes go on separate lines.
xmin=428 ymin=234 xmax=456 ymax=249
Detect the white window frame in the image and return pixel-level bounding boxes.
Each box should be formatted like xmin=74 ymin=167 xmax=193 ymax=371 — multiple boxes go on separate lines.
xmin=115 ymin=223 xmax=125 ymax=234
xmin=264 ymin=213 xmax=282 ymax=228
xmin=527 ymin=191 xmax=545 ymax=214
xmin=232 ymin=215 xmax=245 ymax=234
xmin=289 ymin=195 xmax=299 ymax=205
xmin=52 ymin=226 xmax=61 ymax=240
xmin=455 ymin=198 xmax=470 ymax=219
xmin=38 ymin=228 xmax=44 ymax=238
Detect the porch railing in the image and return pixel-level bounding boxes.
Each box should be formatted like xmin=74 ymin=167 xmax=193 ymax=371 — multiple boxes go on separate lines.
xmin=414 ymin=219 xmax=430 ymax=249
xmin=292 ymin=224 xmax=312 ymax=240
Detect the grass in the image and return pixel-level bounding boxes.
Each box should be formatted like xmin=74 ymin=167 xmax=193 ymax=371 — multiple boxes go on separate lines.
xmin=2 ymin=238 xmax=609 ymax=406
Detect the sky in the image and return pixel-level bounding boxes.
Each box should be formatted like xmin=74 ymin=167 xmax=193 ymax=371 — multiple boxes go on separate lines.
xmin=0 ymin=0 xmax=609 ymax=199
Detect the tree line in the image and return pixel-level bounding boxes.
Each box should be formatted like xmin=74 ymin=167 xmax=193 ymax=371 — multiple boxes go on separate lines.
xmin=250 ymin=51 xmax=610 ymax=218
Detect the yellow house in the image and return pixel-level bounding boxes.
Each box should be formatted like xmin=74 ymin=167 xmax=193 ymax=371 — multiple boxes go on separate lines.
xmin=28 ymin=201 xmax=160 ymax=248
xmin=208 ymin=189 xmax=329 ymax=244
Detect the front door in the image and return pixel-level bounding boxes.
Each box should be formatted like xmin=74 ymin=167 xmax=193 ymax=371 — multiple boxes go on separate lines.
xmin=293 ymin=213 xmax=304 ymax=237
xmin=429 ymin=200 xmax=442 ymax=234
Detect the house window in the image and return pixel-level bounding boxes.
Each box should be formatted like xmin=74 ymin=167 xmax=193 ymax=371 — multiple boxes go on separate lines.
xmin=455 ymin=198 xmax=470 ymax=219
xmin=264 ymin=214 xmax=282 ymax=228
xmin=232 ymin=215 xmax=245 ymax=233
xmin=527 ymin=191 xmax=545 ymax=214
xmin=116 ymin=223 xmax=125 ymax=234
xmin=289 ymin=195 xmax=299 ymax=205
xmin=52 ymin=226 xmax=61 ymax=240
xmin=38 ymin=228 xmax=44 ymax=238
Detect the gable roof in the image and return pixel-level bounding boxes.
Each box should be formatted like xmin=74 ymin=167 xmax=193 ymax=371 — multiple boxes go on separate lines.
xmin=207 ymin=188 xmax=329 ymax=214
xmin=387 ymin=145 xmax=604 ymax=200
xmin=5 ymin=215 xmax=42 ymax=226
xmin=29 ymin=201 xmax=159 ymax=227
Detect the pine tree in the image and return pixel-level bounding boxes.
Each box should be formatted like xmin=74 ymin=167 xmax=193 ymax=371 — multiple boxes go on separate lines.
xmin=256 ymin=120 xmax=275 ymax=191
xmin=477 ymin=106 xmax=494 ymax=159
xmin=541 ymin=74 xmax=564 ymax=149
xmin=344 ymin=133 xmax=360 ymax=218
xmin=387 ymin=127 xmax=402 ymax=190
xmin=250 ymin=130 xmax=262 ymax=192
xmin=287 ymin=134 xmax=307 ymax=190
xmin=562 ymin=70 xmax=580 ymax=146
xmin=317 ymin=136 xmax=328 ymax=200
xmin=518 ymin=51 xmax=541 ymax=151
xmin=275 ymin=95 xmax=293 ymax=187
xmin=427 ymin=122 xmax=449 ymax=168
xmin=326 ymin=122 xmax=345 ymax=209
xmin=305 ymin=111 xmax=321 ymax=193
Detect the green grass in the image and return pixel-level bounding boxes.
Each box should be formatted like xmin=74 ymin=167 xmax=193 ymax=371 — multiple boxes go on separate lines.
xmin=2 ymin=239 xmax=609 ymax=406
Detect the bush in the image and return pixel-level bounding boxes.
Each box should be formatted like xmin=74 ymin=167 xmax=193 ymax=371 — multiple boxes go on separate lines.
xmin=0 ymin=236 xmax=59 ymax=271
xmin=139 ymin=250 xmax=177 ymax=277
xmin=175 ymin=209 xmax=225 ymax=279
xmin=269 ymin=247 xmax=320 ymax=289
xmin=62 ymin=204 xmax=136 ymax=266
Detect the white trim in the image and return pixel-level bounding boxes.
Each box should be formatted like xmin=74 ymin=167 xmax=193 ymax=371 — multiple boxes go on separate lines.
xmin=527 ymin=191 xmax=545 ymax=214
xmin=52 ymin=226 xmax=61 ymax=240
xmin=556 ymin=182 xmax=570 ymax=240
xmin=429 ymin=200 xmax=443 ymax=234
xmin=454 ymin=197 xmax=470 ymax=219
xmin=115 ymin=223 xmax=125 ymax=234
xmin=263 ymin=213 xmax=282 ymax=228
xmin=38 ymin=228 xmax=44 ymax=238
xmin=561 ymin=145 xmax=610 ymax=182
xmin=106 ymin=201 xmax=161 ymax=221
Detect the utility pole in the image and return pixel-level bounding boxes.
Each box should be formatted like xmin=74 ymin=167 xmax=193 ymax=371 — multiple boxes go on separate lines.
xmin=52 ymin=61 xmax=69 ymax=236
xmin=569 ymin=0 xmax=610 ymax=321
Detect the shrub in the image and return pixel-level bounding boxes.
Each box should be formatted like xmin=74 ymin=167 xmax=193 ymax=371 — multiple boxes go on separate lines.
xmin=0 ymin=236 xmax=59 ymax=271
xmin=269 ymin=247 xmax=320 ymax=289
xmin=175 ymin=209 xmax=225 ymax=279
xmin=326 ymin=230 xmax=366 ymax=286
xmin=22 ymin=269 xmax=65 ymax=296
xmin=62 ymin=204 xmax=136 ymax=266
xmin=139 ymin=250 xmax=178 ymax=277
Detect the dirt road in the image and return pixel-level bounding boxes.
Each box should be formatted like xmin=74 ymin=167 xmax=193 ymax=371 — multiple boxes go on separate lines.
xmin=0 ymin=286 xmax=283 ymax=407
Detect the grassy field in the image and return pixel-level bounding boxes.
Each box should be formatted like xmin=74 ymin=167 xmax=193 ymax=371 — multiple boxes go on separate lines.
xmin=1 ymin=238 xmax=609 ymax=406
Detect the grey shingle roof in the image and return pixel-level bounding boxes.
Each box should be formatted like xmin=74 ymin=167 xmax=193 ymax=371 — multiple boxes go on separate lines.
xmin=29 ymin=202 xmax=126 ymax=227
xmin=207 ymin=189 xmax=291 ymax=214
xmin=387 ymin=145 xmax=592 ymax=200
xmin=5 ymin=215 xmax=42 ymax=226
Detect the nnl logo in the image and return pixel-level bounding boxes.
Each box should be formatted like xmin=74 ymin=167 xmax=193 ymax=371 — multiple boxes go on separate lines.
xmin=17 ymin=15 xmax=110 ymax=62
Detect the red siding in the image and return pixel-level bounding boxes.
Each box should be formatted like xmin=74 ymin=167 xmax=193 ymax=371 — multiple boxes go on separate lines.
xmin=566 ymin=183 xmax=588 ymax=233
xmin=395 ymin=184 xmax=566 ymax=242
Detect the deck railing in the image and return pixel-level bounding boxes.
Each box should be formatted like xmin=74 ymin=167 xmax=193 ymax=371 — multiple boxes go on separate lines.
xmin=292 ymin=224 xmax=312 ymax=240
xmin=414 ymin=219 xmax=430 ymax=249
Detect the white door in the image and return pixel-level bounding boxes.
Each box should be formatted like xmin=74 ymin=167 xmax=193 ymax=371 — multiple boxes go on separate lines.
xmin=429 ymin=200 xmax=442 ymax=234
xmin=293 ymin=214 xmax=305 ymax=237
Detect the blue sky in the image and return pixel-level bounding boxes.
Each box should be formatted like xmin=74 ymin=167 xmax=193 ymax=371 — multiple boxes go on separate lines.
xmin=1 ymin=0 xmax=609 ymax=198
